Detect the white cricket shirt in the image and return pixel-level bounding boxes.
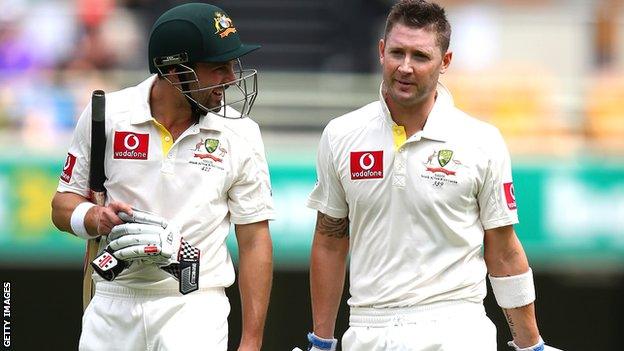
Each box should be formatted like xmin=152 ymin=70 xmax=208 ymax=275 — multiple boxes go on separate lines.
xmin=308 ymin=83 xmax=518 ymax=308
xmin=58 ymin=75 xmax=275 ymax=291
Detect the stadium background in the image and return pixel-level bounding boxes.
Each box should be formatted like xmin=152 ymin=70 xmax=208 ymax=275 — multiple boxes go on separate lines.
xmin=1 ymin=0 xmax=623 ymax=350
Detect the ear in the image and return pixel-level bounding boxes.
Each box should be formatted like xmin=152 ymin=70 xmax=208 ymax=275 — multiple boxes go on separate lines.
xmin=379 ymin=39 xmax=385 ymax=66
xmin=440 ymin=51 xmax=453 ymax=74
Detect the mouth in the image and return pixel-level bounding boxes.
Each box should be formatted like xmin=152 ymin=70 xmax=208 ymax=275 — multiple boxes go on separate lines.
xmin=395 ymin=78 xmax=414 ymax=88
xmin=212 ymin=89 xmax=223 ymax=99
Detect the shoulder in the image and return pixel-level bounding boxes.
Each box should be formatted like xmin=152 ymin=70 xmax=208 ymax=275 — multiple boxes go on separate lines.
xmin=104 ymin=76 xmax=154 ymax=119
xmin=323 ymin=101 xmax=381 ymax=143
xmin=451 ymin=107 xmax=503 ymax=141
xmin=105 ymin=85 xmax=141 ymax=115
xmin=447 ymin=107 xmax=507 ymax=156
xmin=219 ymin=114 xmax=262 ymax=145
xmin=215 ymin=118 xmax=260 ymax=160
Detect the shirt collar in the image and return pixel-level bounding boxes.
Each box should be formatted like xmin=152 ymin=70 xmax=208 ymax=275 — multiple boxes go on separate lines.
xmin=379 ymin=81 xmax=455 ymax=142
xmin=131 ymin=74 xmax=222 ymax=132
xmin=130 ymin=75 xmax=158 ymax=125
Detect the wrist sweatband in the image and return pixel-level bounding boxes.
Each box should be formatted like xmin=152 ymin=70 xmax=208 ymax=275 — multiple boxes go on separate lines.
xmin=489 ymin=268 xmax=536 ymax=309
xmin=70 ymin=202 xmax=96 ymax=239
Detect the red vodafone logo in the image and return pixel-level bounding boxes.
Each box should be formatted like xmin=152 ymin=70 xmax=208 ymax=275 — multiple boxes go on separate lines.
xmin=503 ymin=182 xmax=517 ymax=210
xmin=60 ymin=153 xmax=77 ymax=183
xmin=113 ymin=131 xmax=149 ymax=160
xmin=350 ymin=151 xmax=383 ymax=180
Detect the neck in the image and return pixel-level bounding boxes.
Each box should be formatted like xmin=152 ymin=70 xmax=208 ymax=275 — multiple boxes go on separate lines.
xmin=384 ymin=87 xmax=437 ymax=138
xmin=149 ymin=78 xmax=197 ymax=140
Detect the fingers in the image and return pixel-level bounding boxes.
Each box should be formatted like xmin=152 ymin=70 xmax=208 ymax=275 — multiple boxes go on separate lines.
xmin=95 ymin=207 xmax=122 ymax=235
xmin=95 ymin=201 xmax=133 ymax=235
xmin=108 ymin=201 xmax=133 ymax=217
xmin=112 ymin=244 xmax=162 ymax=260
xmin=109 ymin=223 xmax=164 ymax=241
xmin=108 ymin=233 xmax=161 ymax=251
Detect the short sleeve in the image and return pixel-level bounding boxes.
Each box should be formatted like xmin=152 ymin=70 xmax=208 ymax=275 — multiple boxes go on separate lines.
xmin=56 ymin=103 xmax=91 ymax=197
xmin=306 ymin=126 xmax=348 ymax=218
xmin=477 ymin=128 xmax=519 ymax=230
xmin=227 ymin=139 xmax=275 ymax=225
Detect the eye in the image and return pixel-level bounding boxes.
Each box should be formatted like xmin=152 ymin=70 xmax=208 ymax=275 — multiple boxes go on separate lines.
xmin=412 ymin=52 xmax=430 ymax=61
xmin=389 ymin=49 xmax=404 ymax=58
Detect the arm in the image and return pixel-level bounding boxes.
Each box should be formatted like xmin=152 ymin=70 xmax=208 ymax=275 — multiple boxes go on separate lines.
xmin=234 ymin=220 xmax=273 ymax=351
xmin=484 ymin=225 xmax=540 ymax=348
xmin=51 ymin=191 xmax=132 ymax=237
xmin=310 ymin=211 xmax=349 ymax=339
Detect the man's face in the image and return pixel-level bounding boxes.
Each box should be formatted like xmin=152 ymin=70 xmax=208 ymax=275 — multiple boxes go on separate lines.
xmin=379 ymin=23 xmax=452 ymax=108
xmin=192 ymin=60 xmax=237 ymax=110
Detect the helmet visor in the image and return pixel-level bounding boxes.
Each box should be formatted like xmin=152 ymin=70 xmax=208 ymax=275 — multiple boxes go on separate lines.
xmin=157 ymin=59 xmax=258 ymax=119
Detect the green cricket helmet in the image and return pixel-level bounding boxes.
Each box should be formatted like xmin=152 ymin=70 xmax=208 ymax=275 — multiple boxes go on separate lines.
xmin=148 ymin=3 xmax=259 ymax=118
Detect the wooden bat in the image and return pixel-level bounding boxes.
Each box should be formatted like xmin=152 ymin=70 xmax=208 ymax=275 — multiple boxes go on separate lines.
xmin=83 ymin=90 xmax=107 ymax=310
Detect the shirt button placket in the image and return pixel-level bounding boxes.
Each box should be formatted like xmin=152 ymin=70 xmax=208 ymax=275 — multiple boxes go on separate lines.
xmin=162 ymin=146 xmax=176 ymax=174
xmin=393 ymin=147 xmax=406 ymax=187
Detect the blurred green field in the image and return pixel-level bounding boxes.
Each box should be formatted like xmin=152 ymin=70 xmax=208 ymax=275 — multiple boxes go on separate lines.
xmin=2 ymin=151 xmax=623 ymax=272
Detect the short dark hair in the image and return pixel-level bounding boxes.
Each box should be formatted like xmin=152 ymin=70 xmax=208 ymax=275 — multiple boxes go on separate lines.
xmin=384 ymin=0 xmax=452 ymax=53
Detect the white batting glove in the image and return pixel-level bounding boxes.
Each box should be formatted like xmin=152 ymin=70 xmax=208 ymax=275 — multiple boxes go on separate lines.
xmin=107 ymin=221 xmax=181 ymax=267
xmin=508 ymin=337 xmax=563 ymax=351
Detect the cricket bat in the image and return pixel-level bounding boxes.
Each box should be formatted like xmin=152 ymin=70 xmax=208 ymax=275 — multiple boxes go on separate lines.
xmin=82 ymin=90 xmax=107 ymax=310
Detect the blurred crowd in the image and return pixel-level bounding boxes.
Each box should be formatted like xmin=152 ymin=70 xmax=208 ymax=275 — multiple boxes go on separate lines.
xmin=0 ymin=0 xmax=187 ymax=149
xmin=0 ymin=0 xmax=623 ymax=155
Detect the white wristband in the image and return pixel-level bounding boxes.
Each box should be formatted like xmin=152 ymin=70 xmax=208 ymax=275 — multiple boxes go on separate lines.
xmin=489 ymin=268 xmax=536 ymax=309
xmin=70 ymin=202 xmax=96 ymax=240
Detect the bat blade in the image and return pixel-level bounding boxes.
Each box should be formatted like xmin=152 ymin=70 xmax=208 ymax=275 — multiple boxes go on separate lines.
xmin=83 ymin=90 xmax=107 ymax=310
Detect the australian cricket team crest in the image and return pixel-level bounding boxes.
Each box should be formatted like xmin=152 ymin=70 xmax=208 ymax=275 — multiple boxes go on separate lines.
xmin=421 ymin=149 xmax=462 ymax=188
xmin=213 ymin=12 xmax=236 ymax=38
xmin=190 ymin=138 xmax=228 ymax=172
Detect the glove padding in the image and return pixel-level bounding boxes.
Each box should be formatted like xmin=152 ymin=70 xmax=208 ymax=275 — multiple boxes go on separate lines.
xmin=508 ymin=337 xmax=563 ymax=351
xmin=107 ymin=222 xmax=181 ymax=267
xmin=91 ymin=208 xmax=200 ymax=294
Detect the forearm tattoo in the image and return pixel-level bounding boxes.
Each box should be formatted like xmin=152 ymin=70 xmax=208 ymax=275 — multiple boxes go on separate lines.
xmin=316 ymin=212 xmax=349 ymax=238
xmin=503 ymin=309 xmax=518 ymax=339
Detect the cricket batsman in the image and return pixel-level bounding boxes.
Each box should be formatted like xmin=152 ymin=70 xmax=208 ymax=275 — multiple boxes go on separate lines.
xmin=297 ymin=1 xmax=562 ymax=350
xmin=51 ymin=3 xmax=274 ymax=350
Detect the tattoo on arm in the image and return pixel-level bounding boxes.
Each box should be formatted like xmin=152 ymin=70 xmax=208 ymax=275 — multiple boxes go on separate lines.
xmin=316 ymin=212 xmax=349 ymax=238
xmin=503 ymin=309 xmax=518 ymax=339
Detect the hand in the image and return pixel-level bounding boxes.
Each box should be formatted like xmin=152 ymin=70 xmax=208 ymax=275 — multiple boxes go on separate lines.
xmin=107 ymin=221 xmax=181 ymax=266
xmin=86 ymin=201 xmax=133 ymax=236
xmin=508 ymin=337 xmax=563 ymax=351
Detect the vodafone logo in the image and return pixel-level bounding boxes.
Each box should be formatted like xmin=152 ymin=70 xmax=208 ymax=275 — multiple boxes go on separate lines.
xmin=359 ymin=153 xmax=376 ymax=170
xmin=113 ymin=131 xmax=149 ymax=160
xmin=503 ymin=182 xmax=517 ymax=210
xmin=350 ymin=151 xmax=383 ymax=180
xmin=124 ymin=134 xmax=140 ymax=150
xmin=60 ymin=153 xmax=77 ymax=183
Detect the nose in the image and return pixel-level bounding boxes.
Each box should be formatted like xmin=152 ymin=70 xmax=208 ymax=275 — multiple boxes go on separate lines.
xmin=224 ymin=63 xmax=237 ymax=82
xmin=398 ymin=57 xmax=412 ymax=73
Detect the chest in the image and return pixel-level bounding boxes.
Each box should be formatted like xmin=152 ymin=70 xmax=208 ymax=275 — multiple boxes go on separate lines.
xmin=337 ymin=138 xmax=488 ymax=213
xmin=103 ymin=124 xmax=237 ymax=199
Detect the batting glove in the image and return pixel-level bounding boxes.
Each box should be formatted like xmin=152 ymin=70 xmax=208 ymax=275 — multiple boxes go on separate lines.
xmin=106 ymin=221 xmax=182 ymax=266
xmin=508 ymin=337 xmax=563 ymax=351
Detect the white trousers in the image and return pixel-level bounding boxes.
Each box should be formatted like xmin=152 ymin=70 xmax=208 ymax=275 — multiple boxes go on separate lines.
xmin=79 ymin=283 xmax=230 ymax=351
xmin=343 ymin=301 xmax=497 ymax=351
